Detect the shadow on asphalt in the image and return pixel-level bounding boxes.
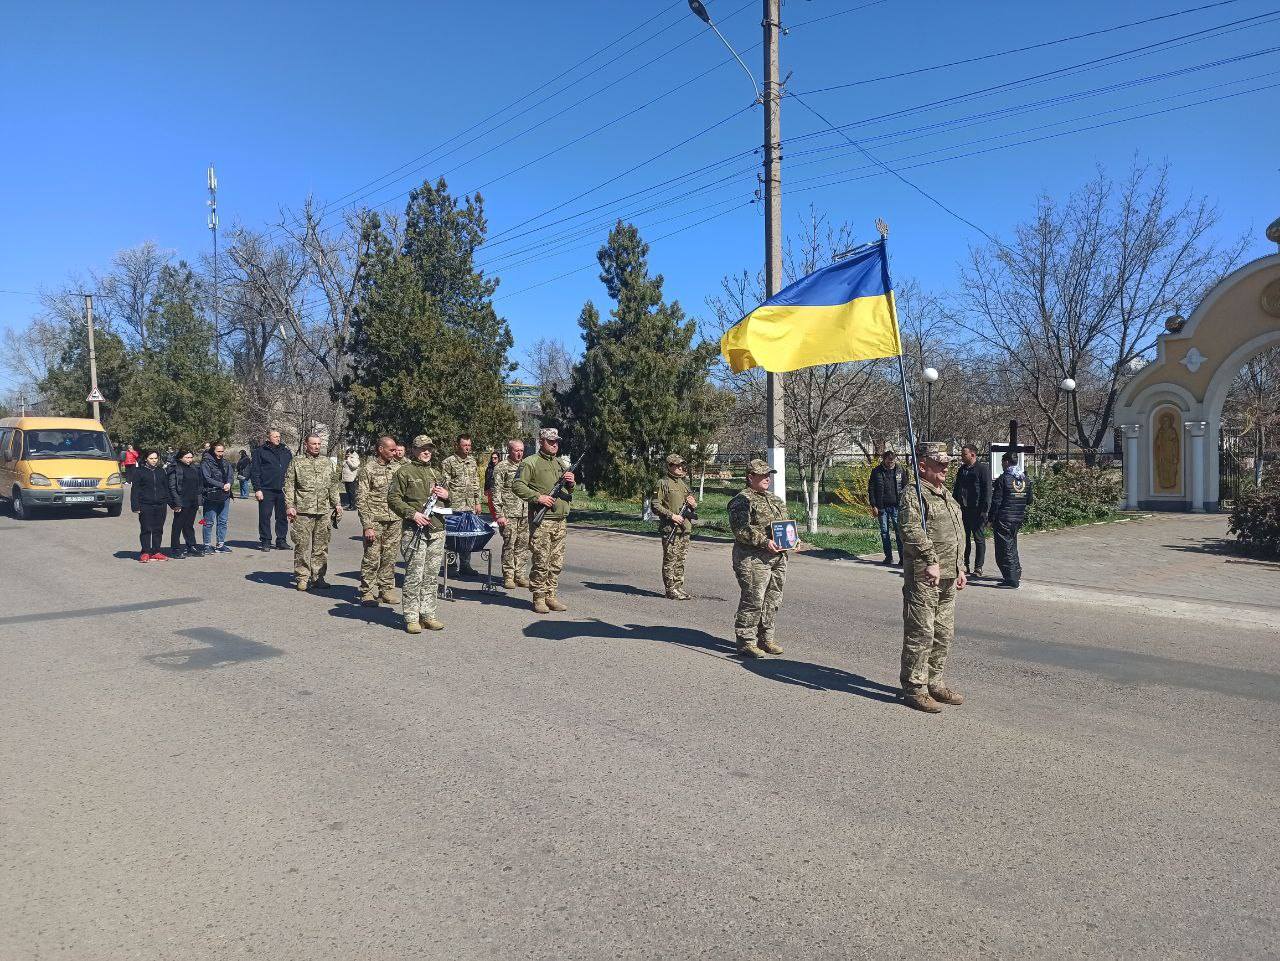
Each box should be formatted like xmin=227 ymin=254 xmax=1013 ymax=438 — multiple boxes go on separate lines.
xmin=327 ymin=600 xmax=403 ymax=628
xmin=582 ymin=580 xmax=666 ymax=599
xmin=522 ymin=618 xmax=900 ymax=705
xmin=143 ymin=627 xmax=283 ymax=671
xmin=1163 ymin=540 xmax=1280 ymax=569
xmin=246 ymin=570 xmax=297 ymax=590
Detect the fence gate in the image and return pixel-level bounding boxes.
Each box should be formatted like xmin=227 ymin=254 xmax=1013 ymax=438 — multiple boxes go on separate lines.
xmin=1218 ymin=428 xmax=1245 ymax=508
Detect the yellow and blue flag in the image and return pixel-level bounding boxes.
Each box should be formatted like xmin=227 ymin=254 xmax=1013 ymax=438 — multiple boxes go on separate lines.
xmin=720 ymin=240 xmax=901 ymax=373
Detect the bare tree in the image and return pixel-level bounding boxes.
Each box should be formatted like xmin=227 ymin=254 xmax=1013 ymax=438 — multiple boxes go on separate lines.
xmin=523 ymin=337 xmax=574 ymax=394
xmin=958 ymin=162 xmax=1246 ymax=459
xmin=93 ymin=242 xmax=173 ymax=349
xmin=705 ymin=208 xmax=899 ymax=532
xmin=1223 ymin=346 xmax=1280 ymax=487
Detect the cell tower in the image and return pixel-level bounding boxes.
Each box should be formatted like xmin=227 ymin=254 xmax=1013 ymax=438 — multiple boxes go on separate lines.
xmin=207 ymin=162 xmax=220 ymax=347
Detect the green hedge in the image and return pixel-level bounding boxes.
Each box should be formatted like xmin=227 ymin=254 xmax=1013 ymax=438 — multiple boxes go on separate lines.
xmin=1024 ymin=464 xmax=1123 ymax=532
xmin=1228 ymin=468 xmax=1280 ymax=557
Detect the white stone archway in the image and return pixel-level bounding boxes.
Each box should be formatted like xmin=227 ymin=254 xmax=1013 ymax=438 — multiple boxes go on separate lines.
xmin=1114 ymin=250 xmax=1280 ymax=512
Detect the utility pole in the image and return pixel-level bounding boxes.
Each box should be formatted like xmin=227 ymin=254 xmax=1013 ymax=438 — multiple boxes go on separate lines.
xmin=208 ymin=162 xmax=220 ymax=352
xmin=84 ymin=294 xmax=101 ymax=422
xmin=762 ymin=0 xmax=786 ymax=498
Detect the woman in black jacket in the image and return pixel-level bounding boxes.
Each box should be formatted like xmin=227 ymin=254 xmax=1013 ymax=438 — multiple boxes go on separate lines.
xmin=130 ymin=450 xmax=170 ymax=562
xmin=167 ymin=449 xmax=203 ymax=559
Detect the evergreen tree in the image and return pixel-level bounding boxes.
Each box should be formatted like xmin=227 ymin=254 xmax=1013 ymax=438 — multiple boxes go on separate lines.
xmin=341 ymin=179 xmax=517 ymax=446
xmin=554 ymin=221 xmax=723 ymax=496
xmin=39 ymin=320 xmax=132 ymax=431
xmin=108 ymin=264 xmax=238 ymax=449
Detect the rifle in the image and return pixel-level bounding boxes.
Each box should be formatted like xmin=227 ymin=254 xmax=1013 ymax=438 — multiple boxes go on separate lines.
xmin=663 ymin=501 xmax=698 ymax=547
xmin=406 ymin=492 xmax=442 ymax=553
xmin=529 ymin=451 xmax=587 ymax=531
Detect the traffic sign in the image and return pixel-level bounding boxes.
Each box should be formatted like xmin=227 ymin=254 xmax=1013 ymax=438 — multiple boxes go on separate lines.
xmin=86 ymin=388 xmax=106 ymax=403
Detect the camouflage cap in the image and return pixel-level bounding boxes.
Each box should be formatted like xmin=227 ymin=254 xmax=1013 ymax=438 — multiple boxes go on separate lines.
xmin=666 ymin=453 xmax=685 ymax=466
xmin=746 ymin=457 xmax=776 ymax=476
xmin=411 ymin=434 xmax=433 ymax=450
xmin=539 ymin=427 xmax=560 ymax=442
xmin=916 ymin=440 xmax=951 ymax=464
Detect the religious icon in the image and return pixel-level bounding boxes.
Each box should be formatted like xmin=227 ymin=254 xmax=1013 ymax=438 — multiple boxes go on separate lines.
xmin=1153 ymin=408 xmax=1181 ymax=493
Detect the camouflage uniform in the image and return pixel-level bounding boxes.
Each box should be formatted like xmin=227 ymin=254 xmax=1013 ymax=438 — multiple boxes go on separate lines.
xmin=491 ymin=455 xmax=530 ymax=587
xmin=513 ymin=433 xmax=572 ymax=609
xmin=441 ymin=451 xmax=480 ymax=569
xmin=283 ymin=451 xmax=341 ymax=588
xmin=728 ymin=460 xmax=789 ymax=654
xmin=651 ymin=454 xmax=694 ymax=598
xmin=387 ymin=452 xmax=446 ymax=628
xmin=899 ymin=443 xmax=965 ymax=697
xmin=356 ymin=454 xmax=404 ymax=604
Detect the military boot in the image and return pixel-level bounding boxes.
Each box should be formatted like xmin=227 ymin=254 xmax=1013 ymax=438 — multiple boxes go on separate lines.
xmin=404 ymin=618 xmax=422 ymax=635
xmin=532 ymin=595 xmax=550 ymax=615
xmin=379 ymin=590 xmax=401 ymax=605
xmin=422 ymin=619 xmax=445 ymax=631
xmin=296 ymin=580 xmax=309 ymax=592
xmin=503 ymin=576 xmax=517 ymax=590
xmin=515 ymin=575 xmax=531 ymax=588
xmin=545 ymin=595 xmax=568 ymax=612
xmin=928 ymin=684 xmax=965 ymax=705
xmin=737 ymin=641 xmax=765 ymax=659
xmin=674 ymin=589 xmax=692 ymax=600
xmin=902 ymin=687 xmax=943 ymax=713
xmin=360 ymin=596 xmax=378 ymax=608
xmin=758 ymin=638 xmax=784 ymax=655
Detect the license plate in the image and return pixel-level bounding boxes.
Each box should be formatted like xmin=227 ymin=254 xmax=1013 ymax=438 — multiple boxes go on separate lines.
xmin=64 ymin=495 xmax=96 ymax=504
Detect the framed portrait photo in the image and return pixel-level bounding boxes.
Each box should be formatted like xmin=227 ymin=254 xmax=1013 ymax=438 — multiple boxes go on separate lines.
xmin=771 ymin=519 xmax=799 ymax=550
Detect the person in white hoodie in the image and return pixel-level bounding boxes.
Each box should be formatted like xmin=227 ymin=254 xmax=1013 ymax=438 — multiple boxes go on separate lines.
xmin=341 ymin=449 xmax=362 ymax=510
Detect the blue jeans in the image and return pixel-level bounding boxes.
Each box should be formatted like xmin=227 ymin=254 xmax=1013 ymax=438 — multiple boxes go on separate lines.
xmin=239 ymin=478 xmax=250 ymax=498
xmin=202 ymin=498 xmax=230 ymax=547
xmin=877 ymin=506 xmax=902 ymax=560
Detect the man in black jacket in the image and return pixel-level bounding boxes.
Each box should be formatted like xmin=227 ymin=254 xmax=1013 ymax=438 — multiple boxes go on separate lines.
xmin=952 ymin=444 xmax=992 ymax=577
xmin=867 ymin=449 xmax=907 ymax=565
xmin=988 ymin=453 xmax=1035 ymax=588
xmin=250 ymin=429 xmax=293 ymax=551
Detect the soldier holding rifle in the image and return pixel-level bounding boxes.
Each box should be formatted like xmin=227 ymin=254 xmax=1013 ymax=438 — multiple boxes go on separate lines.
xmin=513 ymin=428 xmax=576 ymax=615
xmin=651 ymin=452 xmax=697 ymax=600
xmin=387 ymin=435 xmax=449 ymax=634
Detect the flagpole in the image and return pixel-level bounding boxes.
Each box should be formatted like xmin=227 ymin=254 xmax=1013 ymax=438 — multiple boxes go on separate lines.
xmin=877 ymin=220 xmax=927 ymax=519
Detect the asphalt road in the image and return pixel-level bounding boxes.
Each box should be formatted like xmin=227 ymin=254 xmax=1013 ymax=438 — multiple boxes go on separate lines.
xmin=2 ymin=505 xmax=1277 ymax=960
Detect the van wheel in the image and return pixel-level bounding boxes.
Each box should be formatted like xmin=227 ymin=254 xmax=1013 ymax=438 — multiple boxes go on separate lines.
xmin=11 ymin=488 xmax=27 ymax=519
xmin=107 ymin=503 xmax=122 ymax=517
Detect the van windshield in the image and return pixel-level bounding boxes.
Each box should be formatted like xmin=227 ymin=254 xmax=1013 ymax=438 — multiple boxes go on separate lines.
xmin=22 ymin=429 xmax=117 ymax=460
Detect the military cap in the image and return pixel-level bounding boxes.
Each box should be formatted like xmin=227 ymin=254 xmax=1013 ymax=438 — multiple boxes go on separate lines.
xmin=915 ymin=440 xmax=951 ymax=464
xmin=539 ymin=427 xmax=560 ymax=442
xmin=666 ymin=453 xmax=685 ymax=466
xmin=411 ymin=434 xmax=433 ymax=450
xmin=746 ymin=457 xmax=776 ymax=476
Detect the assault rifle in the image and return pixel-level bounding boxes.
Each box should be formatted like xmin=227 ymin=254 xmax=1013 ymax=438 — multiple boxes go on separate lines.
xmin=407 ymin=491 xmax=451 ymax=552
xmin=664 ymin=501 xmax=698 ymax=547
xmin=528 ymin=451 xmax=587 ymax=531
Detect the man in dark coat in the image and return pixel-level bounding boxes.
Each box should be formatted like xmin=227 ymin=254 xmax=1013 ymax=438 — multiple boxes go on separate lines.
xmin=167 ymin=449 xmax=203 ymax=558
xmin=988 ymin=453 xmax=1035 ymax=588
xmin=952 ymin=444 xmax=992 ymax=577
xmin=250 ymin=429 xmax=293 ymax=551
xmin=867 ymin=449 xmax=907 ymax=565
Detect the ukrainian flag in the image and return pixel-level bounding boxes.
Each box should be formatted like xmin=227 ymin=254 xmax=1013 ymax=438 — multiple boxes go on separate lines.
xmin=720 ymin=240 xmax=901 ymax=373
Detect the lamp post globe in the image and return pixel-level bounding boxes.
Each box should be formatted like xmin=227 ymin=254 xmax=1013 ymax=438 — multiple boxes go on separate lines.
xmin=1059 ymin=378 xmax=1077 ymax=464
xmin=921 ymin=368 xmax=939 ymax=440
xmin=1060 ymin=377 xmax=1076 ymax=393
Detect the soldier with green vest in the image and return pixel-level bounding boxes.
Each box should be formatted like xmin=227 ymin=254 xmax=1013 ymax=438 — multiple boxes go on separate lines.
xmin=727 ymin=459 xmax=789 ymax=658
xmin=440 ymin=433 xmax=481 ymax=576
xmin=355 ymin=435 xmax=404 ymax=607
xmin=651 ymin=453 xmax=697 ymax=599
xmin=898 ymin=441 xmax=968 ymax=713
xmin=513 ymin=427 xmax=575 ymax=614
xmin=387 ymin=435 xmax=448 ymax=634
xmin=490 ymin=438 xmax=530 ymax=590
xmin=283 ymin=433 xmax=342 ymax=592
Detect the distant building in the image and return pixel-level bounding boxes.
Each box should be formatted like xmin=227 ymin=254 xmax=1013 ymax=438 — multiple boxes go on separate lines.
xmin=506 ymin=381 xmax=543 ymax=440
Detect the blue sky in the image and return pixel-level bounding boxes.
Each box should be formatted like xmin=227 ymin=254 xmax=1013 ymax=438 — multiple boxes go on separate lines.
xmin=2 ymin=0 xmax=1277 ymax=390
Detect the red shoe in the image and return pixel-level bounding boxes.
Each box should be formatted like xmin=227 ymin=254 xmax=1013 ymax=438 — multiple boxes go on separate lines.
xmin=151 ymin=552 xmax=168 ymax=562
xmin=139 ymin=553 xmax=151 ymax=563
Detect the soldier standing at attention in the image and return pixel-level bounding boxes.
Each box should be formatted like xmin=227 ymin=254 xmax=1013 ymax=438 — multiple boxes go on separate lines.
xmin=491 ymin=438 xmax=530 ymax=590
xmin=283 ymin=434 xmax=342 ymax=592
xmin=728 ymin=459 xmax=788 ymax=658
xmin=651 ymin=453 xmax=697 ymax=600
xmin=387 ymin=435 xmax=449 ymax=634
xmin=988 ymin=452 xmax=1035 ymax=588
xmin=898 ymin=441 xmax=967 ymax=713
xmin=441 ymin=433 xmax=481 ymax=576
xmin=513 ymin=427 xmax=575 ymax=614
xmin=356 ymin=435 xmax=404 ymax=608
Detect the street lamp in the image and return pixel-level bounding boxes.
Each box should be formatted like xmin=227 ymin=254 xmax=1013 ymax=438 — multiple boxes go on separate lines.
xmin=921 ymin=367 xmax=939 ymax=440
xmin=1060 ymin=377 xmax=1077 ymax=465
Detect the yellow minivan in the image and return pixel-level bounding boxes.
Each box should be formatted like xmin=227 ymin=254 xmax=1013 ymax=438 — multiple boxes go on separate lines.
xmin=0 ymin=416 xmax=125 ymax=518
